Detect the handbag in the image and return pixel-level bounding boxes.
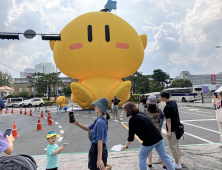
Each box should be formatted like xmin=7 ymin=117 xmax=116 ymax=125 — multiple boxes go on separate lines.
xmin=88 ymin=117 xmax=108 ymax=142
xmin=106 ymin=165 xmax=112 ymax=170
xmin=175 ymin=123 xmax=184 ymax=140
xmin=216 ymin=100 xmax=222 ymax=122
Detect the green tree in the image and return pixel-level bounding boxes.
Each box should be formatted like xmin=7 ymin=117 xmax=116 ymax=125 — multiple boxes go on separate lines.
xmin=152 ymin=69 xmax=172 ymax=89
xmin=149 ymin=81 xmax=163 ymax=93
xmin=122 ymin=71 xmax=150 ymax=94
xmin=170 ymin=79 xmax=192 ymax=88
xmin=0 ymin=71 xmax=13 ymax=88
xmin=28 ymin=72 xmax=64 ymax=100
xmin=62 ymin=86 xmax=71 ymax=96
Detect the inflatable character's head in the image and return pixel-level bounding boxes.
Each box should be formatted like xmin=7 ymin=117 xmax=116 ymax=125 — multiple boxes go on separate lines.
xmin=50 ymin=11 xmax=147 ymax=79
xmin=56 ymin=96 xmax=68 ymax=105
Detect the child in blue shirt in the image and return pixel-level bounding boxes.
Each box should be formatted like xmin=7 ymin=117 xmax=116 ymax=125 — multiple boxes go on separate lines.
xmin=46 ymin=131 xmax=68 ymax=170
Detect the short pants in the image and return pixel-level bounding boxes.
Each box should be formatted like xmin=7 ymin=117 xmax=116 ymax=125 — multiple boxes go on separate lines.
xmin=113 ymin=105 xmax=118 ymax=110
xmin=46 ymin=167 xmax=58 ymax=170
xmin=88 ymin=143 xmax=108 ymax=170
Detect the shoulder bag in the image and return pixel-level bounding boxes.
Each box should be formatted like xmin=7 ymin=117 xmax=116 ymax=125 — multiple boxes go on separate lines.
xmin=175 ymin=122 xmax=184 ymax=140
xmin=216 ymin=100 xmax=222 ymax=122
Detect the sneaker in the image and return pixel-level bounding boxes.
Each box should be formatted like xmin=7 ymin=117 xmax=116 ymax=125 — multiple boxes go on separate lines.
xmin=163 ymin=165 xmax=167 ymax=170
xmin=173 ymin=159 xmax=182 ymax=165
xmin=174 ymin=163 xmax=182 ymax=169
xmin=148 ymin=164 xmax=152 ymax=170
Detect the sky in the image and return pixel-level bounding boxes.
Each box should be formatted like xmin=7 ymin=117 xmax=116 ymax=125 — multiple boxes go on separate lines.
xmin=0 ymin=0 xmax=222 ymax=79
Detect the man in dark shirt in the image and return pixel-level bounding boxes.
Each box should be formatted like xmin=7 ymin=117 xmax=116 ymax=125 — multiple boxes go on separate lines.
xmin=160 ymin=91 xmax=182 ymax=169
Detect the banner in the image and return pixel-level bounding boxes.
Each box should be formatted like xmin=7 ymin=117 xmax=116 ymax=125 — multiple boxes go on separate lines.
xmin=211 ymin=74 xmax=216 ymax=84
xmin=202 ymin=86 xmax=208 ymax=93
xmin=215 ymin=86 xmax=220 ymax=91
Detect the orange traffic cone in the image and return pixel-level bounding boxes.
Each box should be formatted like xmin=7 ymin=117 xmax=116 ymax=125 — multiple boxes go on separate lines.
xmin=47 ymin=112 xmax=50 ymax=122
xmin=48 ymin=115 xmax=53 ymax=125
xmin=20 ymin=108 xmax=22 ymax=114
xmin=24 ymin=108 xmax=27 ymax=115
xmin=35 ymin=116 xmax=43 ymax=131
xmin=12 ymin=121 xmax=20 ymax=138
xmin=30 ymin=109 xmax=33 ymax=116
xmin=11 ymin=108 xmax=14 ymax=114
xmin=40 ymin=109 xmax=44 ymax=118
xmin=5 ymin=109 xmax=8 ymax=113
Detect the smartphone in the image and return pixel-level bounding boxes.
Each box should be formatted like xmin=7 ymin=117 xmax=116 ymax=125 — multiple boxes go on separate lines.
xmin=69 ymin=112 xmax=75 ymax=123
xmin=4 ymin=129 xmax=12 ymax=138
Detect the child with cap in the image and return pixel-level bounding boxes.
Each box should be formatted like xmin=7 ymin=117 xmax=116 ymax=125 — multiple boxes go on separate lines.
xmin=46 ymin=131 xmax=68 ymax=170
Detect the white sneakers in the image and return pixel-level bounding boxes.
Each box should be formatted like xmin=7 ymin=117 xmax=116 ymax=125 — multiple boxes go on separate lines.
xmin=173 ymin=163 xmax=182 ymax=169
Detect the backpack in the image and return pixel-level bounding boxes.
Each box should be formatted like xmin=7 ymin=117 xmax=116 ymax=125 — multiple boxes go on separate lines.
xmin=0 ymin=154 xmax=37 ymax=170
xmin=88 ymin=117 xmax=108 ymax=142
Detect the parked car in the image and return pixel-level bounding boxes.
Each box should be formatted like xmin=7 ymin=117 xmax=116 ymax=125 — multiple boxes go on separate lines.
xmin=23 ymin=98 xmax=44 ymax=107
xmin=13 ymin=100 xmax=29 ymax=108
xmin=5 ymin=98 xmax=27 ymax=108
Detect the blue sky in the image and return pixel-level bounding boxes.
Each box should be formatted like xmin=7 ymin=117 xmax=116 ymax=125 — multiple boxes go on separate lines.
xmin=0 ymin=0 xmax=222 ymax=78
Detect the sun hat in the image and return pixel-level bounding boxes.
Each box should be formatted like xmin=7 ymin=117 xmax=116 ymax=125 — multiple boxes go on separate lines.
xmin=92 ymin=97 xmax=109 ymax=114
xmin=147 ymin=95 xmax=157 ymax=105
xmin=0 ymin=97 xmax=8 ymax=110
xmin=46 ymin=131 xmax=60 ymax=139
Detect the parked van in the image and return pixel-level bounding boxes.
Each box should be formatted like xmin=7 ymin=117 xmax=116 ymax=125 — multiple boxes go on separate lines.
xmin=6 ymin=98 xmax=27 ymax=107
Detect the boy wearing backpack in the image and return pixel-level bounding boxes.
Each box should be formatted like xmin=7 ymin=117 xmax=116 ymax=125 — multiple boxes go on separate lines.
xmin=46 ymin=131 xmax=68 ymax=170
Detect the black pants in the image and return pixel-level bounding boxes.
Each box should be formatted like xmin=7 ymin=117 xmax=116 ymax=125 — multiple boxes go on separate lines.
xmin=88 ymin=143 xmax=108 ymax=170
xmin=46 ymin=167 xmax=57 ymax=170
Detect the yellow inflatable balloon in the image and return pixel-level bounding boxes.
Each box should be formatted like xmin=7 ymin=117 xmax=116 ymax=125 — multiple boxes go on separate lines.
xmin=50 ymin=11 xmax=147 ymax=109
xmin=56 ymin=96 xmax=68 ymax=108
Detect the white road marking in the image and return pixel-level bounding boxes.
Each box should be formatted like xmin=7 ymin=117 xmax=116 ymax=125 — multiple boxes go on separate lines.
xmin=182 ymin=122 xmax=220 ymax=134
xmin=83 ymin=115 xmax=88 ymax=117
xmin=120 ymin=118 xmax=123 ymax=120
xmin=58 ymin=125 xmax=62 ymax=128
xmin=55 ymin=122 xmax=59 ymax=124
xmin=57 ymin=137 xmax=63 ymax=142
xmin=121 ymin=122 xmax=128 ymax=124
xmin=93 ymin=117 xmax=97 ymax=118
xmin=120 ymin=115 xmax=123 ymax=117
xmin=45 ymin=117 xmax=47 ymax=119
xmin=182 ymin=119 xmax=216 ymax=122
xmin=52 ymin=120 xmax=54 ymax=121
xmin=60 ymin=130 xmax=64 ymax=134
xmin=121 ymin=113 xmax=123 ymax=115
xmin=188 ymin=109 xmax=199 ymax=111
xmin=184 ymin=132 xmax=213 ymax=143
xmin=180 ymin=111 xmax=214 ymax=118
xmin=162 ymin=128 xmax=167 ymax=134
xmin=44 ymin=148 xmax=47 ymax=150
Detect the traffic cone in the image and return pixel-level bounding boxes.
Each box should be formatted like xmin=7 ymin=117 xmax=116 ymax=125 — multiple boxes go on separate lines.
xmin=12 ymin=121 xmax=20 ymax=138
xmin=48 ymin=114 xmax=53 ymax=125
xmin=47 ymin=112 xmax=50 ymax=122
xmin=24 ymin=108 xmax=27 ymax=115
xmin=11 ymin=108 xmax=14 ymax=114
xmin=40 ymin=109 xmax=44 ymax=118
xmin=35 ymin=116 xmax=43 ymax=131
xmin=29 ymin=109 xmax=33 ymax=116
xmin=5 ymin=109 xmax=7 ymax=113
xmin=20 ymin=108 xmax=22 ymax=114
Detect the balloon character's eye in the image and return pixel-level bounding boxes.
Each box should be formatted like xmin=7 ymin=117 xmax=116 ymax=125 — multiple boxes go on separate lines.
xmin=88 ymin=25 xmax=93 ymax=42
xmin=105 ymin=25 xmax=110 ymax=42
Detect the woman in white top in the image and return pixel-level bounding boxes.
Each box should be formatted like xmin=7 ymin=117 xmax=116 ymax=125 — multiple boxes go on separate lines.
xmin=212 ymin=93 xmax=220 ymax=110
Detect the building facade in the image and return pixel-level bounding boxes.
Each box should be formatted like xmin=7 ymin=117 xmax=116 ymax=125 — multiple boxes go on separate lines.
xmin=0 ymin=86 xmax=14 ymax=97
xmin=14 ymin=77 xmax=78 ymax=96
xmin=35 ymin=63 xmax=55 ymax=74
xmin=20 ymin=68 xmax=35 ymax=78
xmin=179 ymin=71 xmax=222 ymax=91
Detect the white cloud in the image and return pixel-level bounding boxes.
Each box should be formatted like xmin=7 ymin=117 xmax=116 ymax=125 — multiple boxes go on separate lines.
xmin=0 ymin=0 xmax=222 ymax=79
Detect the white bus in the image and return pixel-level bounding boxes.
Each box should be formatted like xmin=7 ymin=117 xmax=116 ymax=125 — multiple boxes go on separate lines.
xmin=143 ymin=92 xmax=160 ymax=98
xmin=164 ymin=87 xmax=203 ymax=102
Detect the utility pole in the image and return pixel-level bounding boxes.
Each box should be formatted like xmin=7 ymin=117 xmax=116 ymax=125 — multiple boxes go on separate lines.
xmin=56 ymin=67 xmax=58 ymax=97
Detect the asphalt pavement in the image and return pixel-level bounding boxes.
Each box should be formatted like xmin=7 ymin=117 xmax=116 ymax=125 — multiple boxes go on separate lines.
xmin=0 ymin=102 xmax=220 ymax=158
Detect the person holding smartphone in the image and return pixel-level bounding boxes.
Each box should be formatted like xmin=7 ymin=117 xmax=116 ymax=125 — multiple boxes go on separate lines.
xmin=71 ymin=97 xmax=110 ymax=170
xmin=0 ymin=97 xmax=15 ymax=155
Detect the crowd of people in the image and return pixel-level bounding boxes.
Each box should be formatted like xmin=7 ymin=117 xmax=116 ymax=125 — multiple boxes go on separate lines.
xmin=0 ymin=90 xmax=222 ymax=170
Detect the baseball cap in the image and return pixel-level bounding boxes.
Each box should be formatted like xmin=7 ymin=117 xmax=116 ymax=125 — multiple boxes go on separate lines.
xmin=0 ymin=97 xmax=8 ymax=110
xmin=46 ymin=131 xmax=60 ymax=139
xmin=147 ymin=95 xmax=157 ymax=105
